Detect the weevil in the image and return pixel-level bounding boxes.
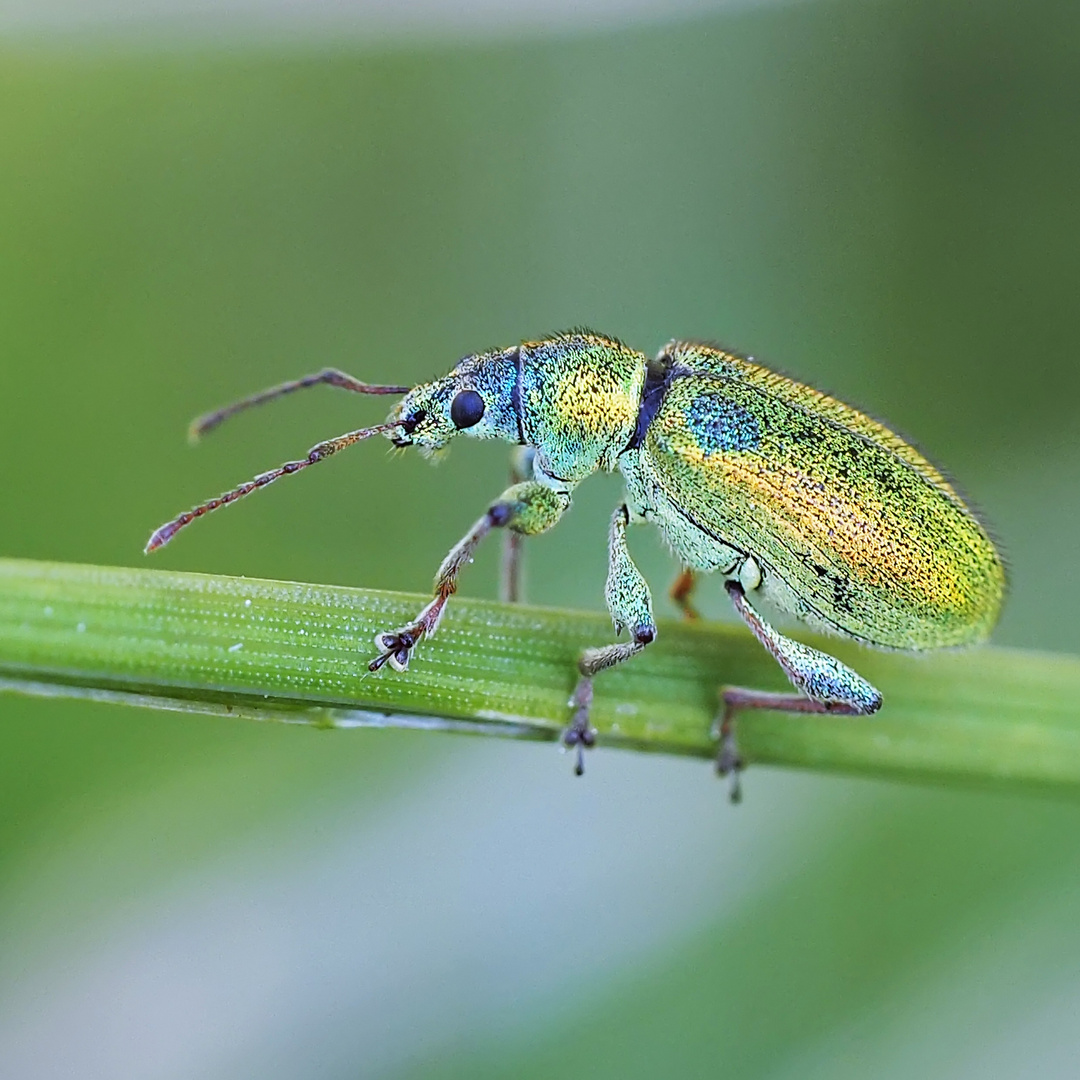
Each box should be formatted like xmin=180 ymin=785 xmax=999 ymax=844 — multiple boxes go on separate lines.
xmin=147 ymin=331 xmax=1006 ymax=797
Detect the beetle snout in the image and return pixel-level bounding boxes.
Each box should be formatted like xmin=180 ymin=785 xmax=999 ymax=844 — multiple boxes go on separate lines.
xmin=390 ymin=407 xmax=427 ymax=447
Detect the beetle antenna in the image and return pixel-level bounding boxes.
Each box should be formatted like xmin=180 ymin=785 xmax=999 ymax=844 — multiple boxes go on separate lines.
xmin=146 ymin=421 xmax=399 ymax=553
xmin=189 ymin=368 xmax=410 ymax=442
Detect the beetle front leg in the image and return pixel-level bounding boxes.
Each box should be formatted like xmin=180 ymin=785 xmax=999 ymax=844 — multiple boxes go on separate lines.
xmin=716 ymin=579 xmax=883 ymax=801
xmin=565 ymin=504 xmax=656 ymax=776
xmin=370 ymin=480 xmax=570 ymax=672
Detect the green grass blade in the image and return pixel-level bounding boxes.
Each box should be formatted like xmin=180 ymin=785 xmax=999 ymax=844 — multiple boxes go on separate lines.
xmin=0 ymin=557 xmax=1078 ymax=792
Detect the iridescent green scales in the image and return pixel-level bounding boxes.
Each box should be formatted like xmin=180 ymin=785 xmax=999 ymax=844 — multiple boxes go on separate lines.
xmin=631 ymin=342 xmax=1005 ymax=651
xmin=148 ymin=329 xmax=1007 ymax=792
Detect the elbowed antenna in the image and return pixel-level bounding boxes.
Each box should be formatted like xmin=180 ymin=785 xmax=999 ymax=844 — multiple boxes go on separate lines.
xmin=146 ymin=421 xmax=400 ymax=553
xmin=189 ymin=368 xmax=411 ymax=442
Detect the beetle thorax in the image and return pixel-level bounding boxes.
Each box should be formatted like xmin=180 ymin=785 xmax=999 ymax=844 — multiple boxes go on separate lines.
xmin=517 ymin=333 xmax=647 ymax=484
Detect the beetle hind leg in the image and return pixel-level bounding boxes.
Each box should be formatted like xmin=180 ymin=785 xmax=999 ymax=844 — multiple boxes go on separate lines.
xmin=716 ymin=579 xmax=882 ymax=801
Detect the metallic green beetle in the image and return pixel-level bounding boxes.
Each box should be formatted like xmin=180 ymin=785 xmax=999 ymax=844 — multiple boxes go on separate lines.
xmin=147 ymin=331 xmax=1006 ymax=794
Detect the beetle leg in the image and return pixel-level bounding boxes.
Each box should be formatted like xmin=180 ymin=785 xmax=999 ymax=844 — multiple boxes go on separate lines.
xmin=669 ymin=568 xmax=700 ymax=621
xmin=371 ymin=480 xmax=570 ymax=672
xmin=715 ymin=579 xmax=883 ymax=801
xmin=565 ymin=504 xmax=656 ymax=776
xmin=500 ymin=532 xmax=525 ymax=604
xmin=499 ymin=447 xmax=536 ymax=604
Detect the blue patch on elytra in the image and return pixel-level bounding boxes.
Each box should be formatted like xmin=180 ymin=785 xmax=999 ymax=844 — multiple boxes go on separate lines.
xmin=685 ymin=394 xmax=761 ymax=453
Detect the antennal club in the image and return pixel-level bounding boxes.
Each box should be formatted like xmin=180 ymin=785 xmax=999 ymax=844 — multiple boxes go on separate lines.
xmin=146 ymin=421 xmax=399 ymax=553
xmin=189 ymin=368 xmax=410 ymax=442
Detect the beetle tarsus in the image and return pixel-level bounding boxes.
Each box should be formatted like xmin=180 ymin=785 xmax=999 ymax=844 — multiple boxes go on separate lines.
xmin=370 ymin=626 xmax=423 ymax=672
xmin=371 ymin=593 xmax=451 ymax=672
xmin=715 ymin=707 xmax=744 ymax=804
xmin=562 ymin=677 xmax=597 ymax=776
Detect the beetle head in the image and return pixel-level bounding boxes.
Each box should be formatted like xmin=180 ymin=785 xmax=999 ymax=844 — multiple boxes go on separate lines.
xmin=387 ymin=346 xmax=522 ymax=455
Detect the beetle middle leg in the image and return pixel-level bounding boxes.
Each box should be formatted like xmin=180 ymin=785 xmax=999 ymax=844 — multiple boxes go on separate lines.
xmin=565 ymin=503 xmax=656 ymax=776
xmin=371 ymin=480 xmax=570 ymax=672
xmin=716 ymin=578 xmax=883 ymax=801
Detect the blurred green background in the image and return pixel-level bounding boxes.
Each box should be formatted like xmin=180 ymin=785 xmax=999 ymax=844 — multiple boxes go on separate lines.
xmin=2 ymin=0 xmax=1080 ymax=1076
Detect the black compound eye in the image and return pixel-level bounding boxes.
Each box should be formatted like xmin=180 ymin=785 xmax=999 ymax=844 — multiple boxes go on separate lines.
xmin=450 ymin=389 xmax=486 ymax=429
